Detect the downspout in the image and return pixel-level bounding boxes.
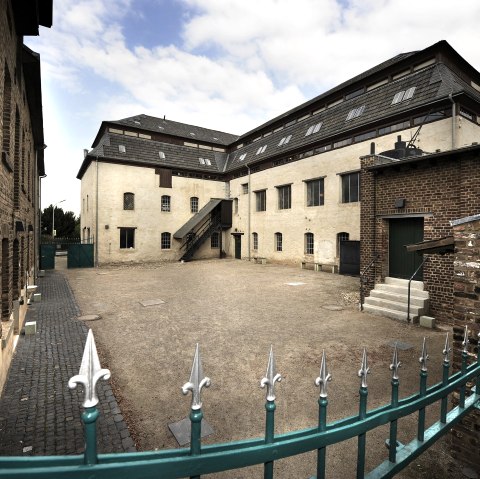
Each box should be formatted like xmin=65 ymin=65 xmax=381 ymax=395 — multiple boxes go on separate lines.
xmin=449 ymin=93 xmax=456 ymax=150
xmin=95 ymin=157 xmax=99 ymax=267
xmin=246 ymin=164 xmax=251 ymax=261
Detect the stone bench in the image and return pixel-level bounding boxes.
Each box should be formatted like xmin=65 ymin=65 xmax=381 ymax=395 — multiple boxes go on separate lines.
xmin=253 ymin=257 xmax=267 ymax=265
xmin=301 ymin=261 xmax=338 ymax=273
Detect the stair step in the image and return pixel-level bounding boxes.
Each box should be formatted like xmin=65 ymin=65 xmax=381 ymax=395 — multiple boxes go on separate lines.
xmin=375 ymin=283 xmax=429 ymax=299
xmin=385 ymin=277 xmax=424 ymax=290
xmin=364 ymin=296 xmax=424 ymax=315
xmin=363 ymin=304 xmax=419 ymax=322
xmin=369 ymin=290 xmax=429 ymax=308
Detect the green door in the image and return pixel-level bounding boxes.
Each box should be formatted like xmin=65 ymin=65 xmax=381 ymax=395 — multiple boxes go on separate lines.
xmin=40 ymin=244 xmax=55 ymax=270
xmin=389 ymin=218 xmax=424 ymax=279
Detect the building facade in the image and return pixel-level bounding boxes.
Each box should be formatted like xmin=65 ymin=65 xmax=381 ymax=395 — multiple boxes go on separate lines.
xmin=0 ymin=0 xmax=52 ymax=392
xmin=78 ymin=40 xmax=480 ymax=274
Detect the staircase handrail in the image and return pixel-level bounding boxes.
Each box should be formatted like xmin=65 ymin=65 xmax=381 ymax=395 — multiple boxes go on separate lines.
xmin=407 ymin=255 xmax=429 ymax=323
xmin=360 ymin=253 xmax=379 ymax=311
xmin=180 ymin=214 xmax=222 ymax=261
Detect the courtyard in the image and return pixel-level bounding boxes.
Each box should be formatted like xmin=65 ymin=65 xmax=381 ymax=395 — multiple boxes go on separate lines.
xmin=62 ymin=259 xmax=463 ymax=478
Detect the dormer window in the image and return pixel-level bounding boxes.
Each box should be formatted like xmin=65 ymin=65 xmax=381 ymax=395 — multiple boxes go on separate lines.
xmin=346 ymin=105 xmax=365 ymax=121
xmin=305 ymin=122 xmax=322 ymax=136
xmin=159 ymin=151 xmax=166 ymax=159
xmin=278 ymin=135 xmax=292 ymax=146
xmin=391 ymin=87 xmax=416 ymax=104
xmin=239 ymin=153 xmax=247 ymax=161
xmin=256 ymin=145 xmax=267 ymax=155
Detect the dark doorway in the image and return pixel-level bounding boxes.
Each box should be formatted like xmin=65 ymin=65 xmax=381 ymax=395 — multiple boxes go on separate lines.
xmin=339 ymin=240 xmax=360 ymax=275
xmin=234 ymin=235 xmax=241 ymax=259
xmin=389 ymin=218 xmax=424 ymax=279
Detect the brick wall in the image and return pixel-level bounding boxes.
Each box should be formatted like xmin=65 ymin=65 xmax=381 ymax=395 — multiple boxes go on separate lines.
xmin=450 ymin=217 xmax=480 ymax=472
xmin=360 ymin=149 xmax=480 ymax=323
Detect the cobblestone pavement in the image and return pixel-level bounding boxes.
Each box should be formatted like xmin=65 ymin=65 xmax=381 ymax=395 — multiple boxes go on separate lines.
xmin=0 ymin=269 xmax=136 ymax=456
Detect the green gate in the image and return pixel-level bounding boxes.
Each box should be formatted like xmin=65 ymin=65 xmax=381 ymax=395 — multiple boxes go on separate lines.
xmin=67 ymin=243 xmax=94 ymax=268
xmin=39 ymin=244 xmax=55 ymax=270
xmin=1 ymin=328 xmax=479 ymax=478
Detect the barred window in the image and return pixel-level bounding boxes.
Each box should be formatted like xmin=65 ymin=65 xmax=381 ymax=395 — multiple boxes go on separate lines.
xmin=305 ymin=232 xmax=314 ymax=255
xmin=190 ymin=196 xmax=199 ymax=213
xmin=161 ymin=232 xmax=171 ymax=249
xmin=211 ymin=232 xmax=220 ymax=248
xmin=161 ymin=195 xmax=171 ymax=212
xmin=253 ymin=232 xmax=258 ymax=251
xmin=275 ymin=232 xmax=283 ymax=252
xmin=123 ymin=192 xmax=134 ymax=210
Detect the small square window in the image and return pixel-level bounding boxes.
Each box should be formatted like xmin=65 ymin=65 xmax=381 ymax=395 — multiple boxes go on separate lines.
xmin=190 ymin=197 xmax=199 ymax=213
xmin=161 ymin=232 xmax=171 ymax=249
xmin=161 ymin=195 xmax=171 ymax=212
xmin=239 ymin=153 xmax=247 ymax=161
xmin=118 ymin=145 xmax=126 ymax=153
xmin=242 ymin=183 xmax=248 ymax=194
xmin=123 ymin=192 xmax=134 ymax=210
xmin=211 ymin=232 xmax=220 ymax=248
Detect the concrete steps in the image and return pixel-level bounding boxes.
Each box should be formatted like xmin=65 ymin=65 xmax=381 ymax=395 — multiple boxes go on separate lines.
xmin=363 ymin=277 xmax=429 ymax=322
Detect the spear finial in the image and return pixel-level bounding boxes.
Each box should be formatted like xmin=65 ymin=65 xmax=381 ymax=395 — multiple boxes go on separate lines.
xmin=462 ymin=325 xmax=469 ymax=354
xmin=419 ymin=338 xmax=429 ymax=372
xmin=68 ymin=330 xmax=111 ymax=408
xmin=315 ymin=350 xmax=332 ymax=398
xmin=442 ymin=333 xmax=451 ymax=362
xmin=389 ymin=342 xmax=401 ymax=380
xmin=358 ymin=348 xmax=370 ymax=388
xmin=182 ymin=344 xmax=211 ymax=410
xmin=260 ymin=345 xmax=282 ymax=401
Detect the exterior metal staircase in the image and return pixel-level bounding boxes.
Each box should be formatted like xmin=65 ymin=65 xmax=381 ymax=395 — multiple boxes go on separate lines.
xmin=179 ymin=213 xmax=221 ymax=262
xmin=363 ymin=277 xmax=430 ymax=322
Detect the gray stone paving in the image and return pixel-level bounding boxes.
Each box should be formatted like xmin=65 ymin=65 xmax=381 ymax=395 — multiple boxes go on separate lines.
xmin=0 ymin=270 xmax=136 ymax=456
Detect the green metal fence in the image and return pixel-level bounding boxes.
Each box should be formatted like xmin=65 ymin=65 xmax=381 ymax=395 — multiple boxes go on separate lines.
xmin=0 ymin=328 xmax=479 ymax=479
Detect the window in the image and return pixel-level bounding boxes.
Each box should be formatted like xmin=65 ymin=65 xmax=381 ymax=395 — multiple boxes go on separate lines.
xmin=277 ymin=185 xmax=291 ymax=210
xmin=275 ymin=233 xmax=283 ymax=252
xmin=305 ymin=122 xmax=322 ymax=136
xmin=211 ymin=232 xmax=219 ymax=248
xmin=337 ymin=232 xmax=349 ymax=256
xmin=234 ymin=198 xmax=238 ymax=214
xmin=161 ymin=232 xmax=171 ymax=249
xmin=256 ymin=145 xmax=267 ymax=155
xmin=118 ymin=145 xmax=126 ymax=153
xmin=253 ymin=232 xmax=258 ymax=251
xmin=161 ymin=195 xmax=171 ymax=212
xmin=354 ymin=130 xmax=376 ymax=143
xmin=256 ymin=190 xmax=266 ymax=211
xmin=378 ymin=121 xmax=411 ymax=136
xmin=242 ymin=183 xmax=248 ymax=194
xmin=305 ymin=233 xmax=314 ymax=255
xmin=123 ymin=192 xmax=134 ymax=210
xmin=391 ymin=87 xmax=416 ymax=104
xmin=278 ymin=135 xmax=292 ymax=146
xmin=346 ymin=105 xmax=365 ymax=121
xmin=239 ymin=153 xmax=247 ymax=161
xmin=199 ymin=157 xmax=212 ymax=165
xmin=190 ymin=197 xmax=199 ymax=213
xmin=306 ymin=178 xmax=324 ymax=207
xmin=333 ymin=138 xmax=352 ymax=148
xmin=119 ymin=228 xmax=135 ymax=249
xmin=341 ymin=172 xmax=360 ymax=203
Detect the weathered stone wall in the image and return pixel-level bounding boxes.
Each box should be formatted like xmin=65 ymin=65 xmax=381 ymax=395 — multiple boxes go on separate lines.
xmin=450 ymin=216 xmax=480 ymax=472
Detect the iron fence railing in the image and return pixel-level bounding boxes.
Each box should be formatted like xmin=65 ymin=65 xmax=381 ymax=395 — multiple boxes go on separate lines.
xmin=1 ymin=328 xmax=479 ymax=479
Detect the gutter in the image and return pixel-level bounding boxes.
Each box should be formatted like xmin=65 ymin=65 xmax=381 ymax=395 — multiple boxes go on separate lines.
xmin=246 ymin=164 xmax=251 ymax=261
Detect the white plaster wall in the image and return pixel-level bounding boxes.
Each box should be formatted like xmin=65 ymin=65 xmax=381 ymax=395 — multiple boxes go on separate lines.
xmin=456 ymin=115 xmax=480 ymax=147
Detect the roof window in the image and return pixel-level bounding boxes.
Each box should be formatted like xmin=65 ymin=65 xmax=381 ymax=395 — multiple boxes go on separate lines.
xmin=278 ymin=135 xmax=292 ymax=146
xmin=391 ymin=87 xmax=416 ymax=104
xmin=159 ymin=151 xmax=166 ymax=159
xmin=199 ymin=158 xmax=211 ymax=166
xmin=346 ymin=105 xmax=365 ymax=121
xmin=239 ymin=153 xmax=247 ymax=161
xmin=118 ymin=145 xmax=126 ymax=153
xmin=256 ymin=145 xmax=267 ymax=155
xmin=305 ymin=122 xmax=322 ymax=136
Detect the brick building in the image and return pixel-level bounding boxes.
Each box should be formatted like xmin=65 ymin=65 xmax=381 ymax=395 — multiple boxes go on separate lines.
xmin=0 ymin=0 xmax=52 ymax=392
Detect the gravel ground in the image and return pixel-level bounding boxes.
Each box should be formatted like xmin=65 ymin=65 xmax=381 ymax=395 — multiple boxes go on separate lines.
xmin=61 ymin=258 xmax=466 ymax=479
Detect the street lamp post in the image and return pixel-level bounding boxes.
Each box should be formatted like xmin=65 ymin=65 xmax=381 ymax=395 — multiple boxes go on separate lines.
xmin=52 ymin=200 xmax=66 ymax=238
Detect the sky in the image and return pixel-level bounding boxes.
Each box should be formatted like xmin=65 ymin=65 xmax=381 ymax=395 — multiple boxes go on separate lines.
xmin=24 ymin=0 xmax=480 ymax=217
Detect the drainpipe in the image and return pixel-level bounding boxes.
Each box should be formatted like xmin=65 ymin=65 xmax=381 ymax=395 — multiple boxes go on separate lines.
xmin=246 ymin=164 xmax=251 ymax=261
xmin=449 ymin=93 xmax=456 ymax=150
xmin=95 ymin=157 xmax=99 ymax=267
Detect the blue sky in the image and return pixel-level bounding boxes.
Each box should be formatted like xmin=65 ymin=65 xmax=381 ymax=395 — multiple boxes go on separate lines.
xmin=25 ymin=0 xmax=480 ymax=216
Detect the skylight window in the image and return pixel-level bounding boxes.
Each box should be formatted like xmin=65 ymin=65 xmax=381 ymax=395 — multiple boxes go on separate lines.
xmin=305 ymin=122 xmax=323 ymax=136
xmin=134 ymin=120 xmax=141 ymax=125
xmin=346 ymin=105 xmax=365 ymax=121
xmin=199 ymin=158 xmax=211 ymax=166
xmin=205 ymin=158 xmax=211 ymax=165
xmin=190 ymin=132 xmax=196 ymax=136
xmin=256 ymin=145 xmax=267 ymax=155
xmin=239 ymin=153 xmax=247 ymax=161
xmin=278 ymin=135 xmax=292 ymax=146
xmin=391 ymin=87 xmax=416 ymax=105
xmin=199 ymin=158 xmax=205 ymax=165
xmin=159 ymin=151 xmax=165 ymax=159
xmin=118 ymin=145 xmax=126 ymax=153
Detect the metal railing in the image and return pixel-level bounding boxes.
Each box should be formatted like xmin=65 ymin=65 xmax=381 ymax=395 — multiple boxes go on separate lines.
xmin=407 ymin=255 xmax=429 ymax=323
xmin=360 ymin=253 xmax=379 ymax=311
xmin=1 ymin=327 xmax=478 ymax=479
xmin=179 ymin=213 xmax=221 ymax=261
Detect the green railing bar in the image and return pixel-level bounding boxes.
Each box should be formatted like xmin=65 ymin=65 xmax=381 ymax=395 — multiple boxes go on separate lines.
xmin=264 ymin=400 xmax=276 ymax=479
xmin=189 ymin=408 xmax=203 ymax=479
xmin=1 ymin=368 xmax=478 ymax=479
xmin=459 ymin=350 xmax=468 ymax=408
xmin=440 ymin=349 xmax=450 ymax=424
xmin=82 ymin=407 xmax=100 ymax=465
xmin=388 ymin=376 xmax=399 ymax=463
xmin=417 ymin=369 xmax=427 ymax=442
xmin=357 ymin=386 xmax=368 ymax=479
xmin=316 ymin=396 xmax=328 ymax=479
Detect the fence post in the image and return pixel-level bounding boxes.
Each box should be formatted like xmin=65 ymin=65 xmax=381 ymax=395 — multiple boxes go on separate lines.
xmin=68 ymin=330 xmax=111 ymax=465
xmin=460 ymin=326 xmax=469 ymax=409
xmin=261 ymin=346 xmax=282 ymax=479
xmin=441 ymin=334 xmax=451 ymax=423
xmin=315 ymin=350 xmax=332 ymax=479
xmin=417 ymin=338 xmax=429 ymax=442
xmin=357 ymin=348 xmax=370 ymax=479
xmin=182 ymin=344 xmax=211 ymax=479
xmin=388 ymin=343 xmax=401 ymax=463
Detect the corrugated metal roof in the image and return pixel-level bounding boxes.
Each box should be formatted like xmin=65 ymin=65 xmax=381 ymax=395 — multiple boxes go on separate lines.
xmin=173 ymin=199 xmax=222 ymax=239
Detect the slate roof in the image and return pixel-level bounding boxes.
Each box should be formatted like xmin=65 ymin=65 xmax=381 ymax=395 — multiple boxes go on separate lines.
xmin=109 ymin=114 xmax=239 ymax=146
